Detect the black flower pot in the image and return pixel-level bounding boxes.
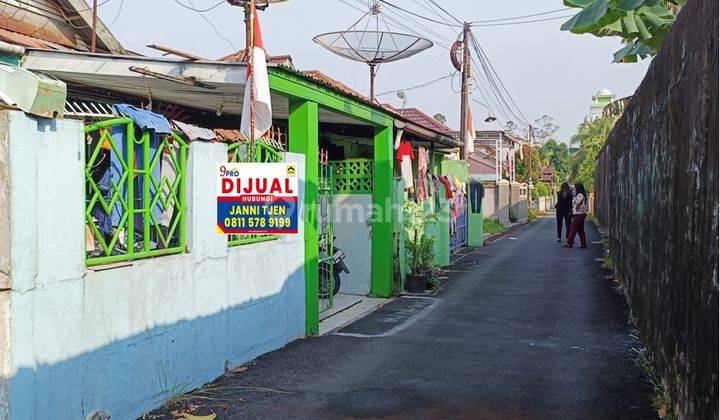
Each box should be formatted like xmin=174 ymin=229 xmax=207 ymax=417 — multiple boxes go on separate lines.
xmin=406 ymin=273 xmax=427 ymax=293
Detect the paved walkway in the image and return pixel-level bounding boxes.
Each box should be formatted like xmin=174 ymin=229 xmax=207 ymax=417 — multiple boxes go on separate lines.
xmin=150 ymin=217 xmax=654 ymax=419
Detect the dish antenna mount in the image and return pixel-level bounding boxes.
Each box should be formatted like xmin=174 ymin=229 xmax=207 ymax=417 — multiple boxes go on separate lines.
xmin=313 ymin=1 xmax=433 ymax=101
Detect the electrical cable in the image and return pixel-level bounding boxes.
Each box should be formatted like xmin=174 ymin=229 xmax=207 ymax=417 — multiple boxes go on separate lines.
xmin=426 ymin=0 xmax=462 ymax=25
xmin=170 ymin=0 xmax=227 ymax=13
xmin=178 ymin=0 xmax=236 ymax=51
xmin=470 ymin=8 xmax=571 ymax=24
xmin=375 ymin=72 xmax=455 ymax=96
xmin=379 ymin=0 xmax=461 ymax=27
xmin=469 ymin=32 xmax=529 ymax=123
xmin=472 ymin=14 xmax=575 ymax=27
xmin=107 ymin=0 xmax=124 ymax=26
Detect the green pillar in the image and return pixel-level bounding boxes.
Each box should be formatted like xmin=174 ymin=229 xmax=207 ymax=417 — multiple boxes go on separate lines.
xmin=468 ymin=200 xmax=484 ymax=247
xmin=288 ymin=99 xmax=319 ymax=335
xmin=371 ymin=125 xmax=394 ymax=297
xmin=436 ymin=197 xmax=451 ymax=267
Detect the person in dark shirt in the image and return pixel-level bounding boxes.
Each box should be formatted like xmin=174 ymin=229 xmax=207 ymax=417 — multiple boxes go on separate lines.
xmin=554 ymin=182 xmax=573 ymax=242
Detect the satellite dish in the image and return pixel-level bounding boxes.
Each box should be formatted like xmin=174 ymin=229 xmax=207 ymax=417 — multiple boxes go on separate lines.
xmin=313 ymin=1 xmax=432 ymax=100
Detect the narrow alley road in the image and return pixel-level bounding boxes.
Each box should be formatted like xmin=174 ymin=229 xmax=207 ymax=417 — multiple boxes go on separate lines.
xmin=154 ymin=217 xmax=654 ymax=420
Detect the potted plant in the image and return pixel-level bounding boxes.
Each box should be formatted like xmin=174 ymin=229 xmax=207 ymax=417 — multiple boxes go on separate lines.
xmin=403 ymin=201 xmax=437 ymax=293
xmin=509 ymin=209 xmax=518 ymax=223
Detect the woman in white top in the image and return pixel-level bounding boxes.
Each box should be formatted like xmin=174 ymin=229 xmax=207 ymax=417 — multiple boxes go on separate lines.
xmin=564 ymin=182 xmax=588 ymax=248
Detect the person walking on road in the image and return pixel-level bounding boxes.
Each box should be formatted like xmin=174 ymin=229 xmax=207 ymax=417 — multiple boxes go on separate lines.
xmin=555 ymin=182 xmax=573 ymax=242
xmin=564 ymin=182 xmax=588 ymax=248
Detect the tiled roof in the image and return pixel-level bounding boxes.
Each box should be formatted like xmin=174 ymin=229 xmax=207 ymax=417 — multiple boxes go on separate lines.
xmin=303 ymin=69 xmax=368 ymax=100
xmin=468 ymin=154 xmax=496 ymax=175
xmin=0 ymin=0 xmax=124 ymax=54
xmin=383 ymin=104 xmax=451 ymax=134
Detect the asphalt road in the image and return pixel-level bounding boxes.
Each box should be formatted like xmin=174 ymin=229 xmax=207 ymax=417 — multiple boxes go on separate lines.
xmin=151 ymin=217 xmax=654 ymax=419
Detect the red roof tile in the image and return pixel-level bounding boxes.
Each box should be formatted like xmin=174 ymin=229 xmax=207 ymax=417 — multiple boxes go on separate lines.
xmin=382 ymin=104 xmax=451 ymax=134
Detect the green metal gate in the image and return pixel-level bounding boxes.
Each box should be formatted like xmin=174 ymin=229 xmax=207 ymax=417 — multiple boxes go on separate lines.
xmin=318 ymin=149 xmax=335 ymax=312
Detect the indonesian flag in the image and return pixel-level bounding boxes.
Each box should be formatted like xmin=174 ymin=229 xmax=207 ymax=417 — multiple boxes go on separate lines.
xmin=505 ymin=149 xmax=511 ymax=177
xmin=240 ymin=2 xmax=272 ymax=140
xmin=464 ymin=104 xmax=476 ymax=157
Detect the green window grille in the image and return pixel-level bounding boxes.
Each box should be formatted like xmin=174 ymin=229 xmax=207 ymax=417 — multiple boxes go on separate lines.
xmin=84 ymin=118 xmax=188 ymax=266
xmin=227 ymin=141 xmax=284 ymax=246
xmin=331 ymin=158 xmax=373 ymax=194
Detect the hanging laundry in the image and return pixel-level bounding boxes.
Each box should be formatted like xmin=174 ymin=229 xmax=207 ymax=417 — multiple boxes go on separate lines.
xmin=396 ymin=141 xmax=415 ymax=190
xmin=159 ymin=141 xmax=180 ymax=228
xmin=431 ymin=175 xmax=442 ymax=209
xmin=438 ymin=175 xmax=454 ymax=199
xmin=426 ymin=173 xmax=435 ymax=197
xmin=417 ymin=146 xmax=429 ymax=201
xmin=113 ymin=104 xmax=172 ymax=134
xmin=134 ymin=133 xmax=163 ymax=232
xmin=468 ymin=180 xmax=484 ymax=213
xmin=172 ymin=120 xmax=216 ymax=141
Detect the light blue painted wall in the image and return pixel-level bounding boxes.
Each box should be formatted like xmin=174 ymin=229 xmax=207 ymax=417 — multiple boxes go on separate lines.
xmin=332 ymin=194 xmax=372 ymax=295
xmin=1 ymin=111 xmax=306 ymax=419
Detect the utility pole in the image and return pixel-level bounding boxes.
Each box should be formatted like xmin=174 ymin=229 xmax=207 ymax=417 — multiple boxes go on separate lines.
xmin=459 ymin=23 xmax=471 ymax=158
xmin=91 ymin=0 xmax=98 ymax=53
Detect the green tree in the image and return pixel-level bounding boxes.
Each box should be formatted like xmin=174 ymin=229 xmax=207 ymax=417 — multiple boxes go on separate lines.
xmin=561 ymin=0 xmax=684 ymax=63
xmin=433 ymin=113 xmax=447 ymax=125
xmin=532 ymin=115 xmax=560 ymax=143
xmin=539 ymin=139 xmax=570 ymax=182
xmin=515 ymin=145 xmax=541 ymax=183
xmin=567 ymin=116 xmax=618 ymax=191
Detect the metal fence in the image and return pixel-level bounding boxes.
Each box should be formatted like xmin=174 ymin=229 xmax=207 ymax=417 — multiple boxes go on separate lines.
xmin=85 ymin=118 xmax=188 ymax=266
xmin=227 ymin=141 xmax=284 ymax=246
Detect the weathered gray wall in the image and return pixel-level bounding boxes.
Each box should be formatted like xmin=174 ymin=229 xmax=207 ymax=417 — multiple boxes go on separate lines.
xmin=595 ymin=1 xmax=718 ymax=418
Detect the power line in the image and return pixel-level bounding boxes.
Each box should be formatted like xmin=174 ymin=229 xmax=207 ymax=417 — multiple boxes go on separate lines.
xmin=107 ymin=0 xmax=124 ymax=26
xmin=375 ymin=72 xmax=454 ymax=96
xmin=472 ymin=14 xmax=575 ymax=27
xmin=470 ymin=7 xmax=571 ymax=24
xmin=425 ymin=0 xmax=462 ymax=25
xmin=174 ymin=0 xmax=237 ymax=51
xmin=170 ymin=0 xmax=227 ymax=13
xmin=379 ymin=0 xmax=461 ymax=27
xmin=469 ymin=31 xmax=528 ymax=124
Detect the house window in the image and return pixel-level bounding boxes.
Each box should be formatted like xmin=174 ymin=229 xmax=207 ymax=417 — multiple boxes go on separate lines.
xmin=84 ymin=118 xmax=188 ymax=265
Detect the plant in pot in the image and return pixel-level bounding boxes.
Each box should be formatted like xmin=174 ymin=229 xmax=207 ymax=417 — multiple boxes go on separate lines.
xmin=403 ymin=200 xmax=437 ymax=293
xmin=509 ymin=209 xmax=518 ymax=223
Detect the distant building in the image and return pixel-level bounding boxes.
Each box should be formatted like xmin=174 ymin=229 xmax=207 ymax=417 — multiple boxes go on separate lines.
xmin=590 ymin=87 xmax=616 ymax=120
xmin=539 ymin=165 xmax=555 ymax=184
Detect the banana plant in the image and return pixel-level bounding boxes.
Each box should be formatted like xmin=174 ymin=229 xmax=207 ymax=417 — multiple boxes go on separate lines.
xmin=561 ymin=0 xmax=685 ymax=63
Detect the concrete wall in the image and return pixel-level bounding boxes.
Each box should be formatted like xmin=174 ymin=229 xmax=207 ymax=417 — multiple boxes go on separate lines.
xmin=332 ymin=194 xmax=372 ymax=295
xmin=481 ymin=182 xmax=496 ymax=219
xmin=496 ymin=180 xmax=510 ymax=226
xmin=509 ymin=182 xmax=527 ymax=223
xmin=0 ymin=111 xmax=307 ymax=419
xmin=594 ymin=2 xmax=718 ymax=418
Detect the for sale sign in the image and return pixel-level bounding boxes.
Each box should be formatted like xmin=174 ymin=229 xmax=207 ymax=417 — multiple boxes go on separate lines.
xmin=217 ymin=163 xmax=299 ymax=234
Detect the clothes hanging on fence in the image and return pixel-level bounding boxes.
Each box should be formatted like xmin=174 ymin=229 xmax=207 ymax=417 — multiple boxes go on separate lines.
xmin=134 ymin=133 xmax=164 ymax=231
xmin=159 ymin=141 xmax=180 ymax=228
xmin=172 ymin=120 xmax=215 ymax=141
xmin=430 ymin=175 xmax=441 ymax=209
xmin=468 ymin=181 xmax=485 ymax=213
xmin=113 ymin=104 xmax=173 ymax=134
xmin=396 ymin=141 xmax=415 ymax=190
xmin=416 ymin=146 xmax=429 ymax=201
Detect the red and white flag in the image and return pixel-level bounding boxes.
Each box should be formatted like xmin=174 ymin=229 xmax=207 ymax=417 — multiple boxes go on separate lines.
xmin=240 ymin=2 xmax=272 ymax=140
xmin=464 ymin=104 xmax=476 ymax=157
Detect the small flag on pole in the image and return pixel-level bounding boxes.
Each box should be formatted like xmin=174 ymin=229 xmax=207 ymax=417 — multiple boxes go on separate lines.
xmin=240 ymin=2 xmax=272 ymax=141
xmin=465 ymin=104 xmax=475 ymax=157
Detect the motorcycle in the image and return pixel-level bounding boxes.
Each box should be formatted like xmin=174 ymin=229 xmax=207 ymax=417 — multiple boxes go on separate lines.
xmin=318 ymin=244 xmax=350 ymax=299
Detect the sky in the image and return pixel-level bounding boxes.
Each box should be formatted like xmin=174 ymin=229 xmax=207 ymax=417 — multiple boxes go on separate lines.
xmin=97 ymin=0 xmax=652 ymax=142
